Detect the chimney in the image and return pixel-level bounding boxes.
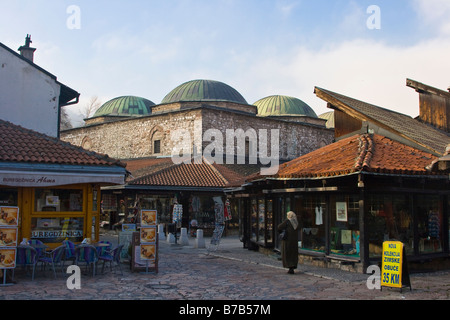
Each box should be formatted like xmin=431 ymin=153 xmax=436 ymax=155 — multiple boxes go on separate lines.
xmin=18 ymin=34 xmax=36 ymax=62
xmin=407 ymin=79 xmax=450 ymax=133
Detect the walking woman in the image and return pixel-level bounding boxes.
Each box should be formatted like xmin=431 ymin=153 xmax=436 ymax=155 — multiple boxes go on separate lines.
xmin=278 ymin=211 xmax=299 ymax=274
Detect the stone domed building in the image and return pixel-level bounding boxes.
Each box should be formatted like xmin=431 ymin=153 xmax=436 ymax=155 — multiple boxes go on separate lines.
xmin=60 ymin=79 xmax=334 ymax=231
xmin=62 ymin=78 xmax=333 ymax=163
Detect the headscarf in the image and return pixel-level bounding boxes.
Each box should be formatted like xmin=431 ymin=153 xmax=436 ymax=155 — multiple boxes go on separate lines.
xmin=287 ymin=211 xmax=298 ymax=230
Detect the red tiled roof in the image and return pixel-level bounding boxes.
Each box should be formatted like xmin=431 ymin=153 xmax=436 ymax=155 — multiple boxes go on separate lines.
xmin=0 ymin=119 xmax=126 ymax=168
xmin=126 ymin=158 xmax=250 ymax=188
xmin=271 ymin=134 xmax=438 ymax=179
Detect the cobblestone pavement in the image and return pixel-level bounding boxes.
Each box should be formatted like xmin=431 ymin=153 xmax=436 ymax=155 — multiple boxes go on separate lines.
xmin=1 ymin=234 xmax=450 ymax=301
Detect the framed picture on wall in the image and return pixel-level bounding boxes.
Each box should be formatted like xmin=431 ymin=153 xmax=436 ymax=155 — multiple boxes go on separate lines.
xmin=336 ymin=202 xmax=348 ymax=222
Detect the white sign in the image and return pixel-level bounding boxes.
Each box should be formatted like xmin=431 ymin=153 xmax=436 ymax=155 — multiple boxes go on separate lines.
xmin=0 ymin=170 xmax=124 ymax=187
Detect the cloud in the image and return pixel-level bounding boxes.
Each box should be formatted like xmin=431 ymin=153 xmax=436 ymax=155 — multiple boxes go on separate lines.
xmin=230 ymin=36 xmax=450 ymax=118
xmin=413 ymin=0 xmax=450 ymax=36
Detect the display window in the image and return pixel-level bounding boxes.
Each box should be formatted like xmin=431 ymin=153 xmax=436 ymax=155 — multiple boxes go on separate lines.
xmin=265 ymin=199 xmax=273 ymax=244
xmin=417 ymin=195 xmax=443 ymax=254
xmin=31 ymin=217 xmax=84 ymax=243
xmin=250 ymin=199 xmax=257 ymax=242
xmin=367 ymin=194 xmax=413 ymax=257
xmin=257 ymin=199 xmax=265 ymax=244
xmin=295 ymin=195 xmax=326 ymax=253
xmin=0 ymin=189 xmax=18 ymax=207
xmin=140 ymin=195 xmax=173 ymax=225
xmin=188 ymin=195 xmax=215 ymax=230
xmin=329 ymin=194 xmax=360 ymax=258
xmin=34 ymin=188 xmax=83 ymax=212
xmin=226 ymin=198 xmax=240 ymax=236
xmin=30 ymin=187 xmax=86 ymax=244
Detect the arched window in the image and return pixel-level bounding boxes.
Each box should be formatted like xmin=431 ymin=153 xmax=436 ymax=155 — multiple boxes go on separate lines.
xmin=150 ymin=126 xmax=164 ymax=155
xmin=81 ymin=136 xmax=93 ymax=151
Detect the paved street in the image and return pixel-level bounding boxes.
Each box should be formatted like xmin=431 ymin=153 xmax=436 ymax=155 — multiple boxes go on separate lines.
xmin=1 ymin=233 xmax=450 ymax=303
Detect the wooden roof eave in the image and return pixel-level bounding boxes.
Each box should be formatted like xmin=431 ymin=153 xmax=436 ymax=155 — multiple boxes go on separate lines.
xmin=314 ymin=87 xmax=444 ymax=156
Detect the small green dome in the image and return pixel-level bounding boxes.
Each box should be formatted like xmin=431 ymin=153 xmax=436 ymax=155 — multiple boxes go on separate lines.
xmin=161 ymin=79 xmax=248 ymax=104
xmin=254 ymin=95 xmax=318 ymax=118
xmin=93 ymin=96 xmax=155 ymax=117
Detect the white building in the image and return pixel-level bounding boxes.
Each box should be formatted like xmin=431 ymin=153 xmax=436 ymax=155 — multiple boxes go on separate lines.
xmin=0 ymin=35 xmax=79 ymax=137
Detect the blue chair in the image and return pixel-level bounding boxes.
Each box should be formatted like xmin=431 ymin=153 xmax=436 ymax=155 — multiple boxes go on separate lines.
xmin=98 ymin=244 xmax=124 ymax=275
xmin=62 ymin=240 xmax=76 ymax=266
xmin=37 ymin=245 xmax=65 ymax=278
xmin=75 ymin=245 xmax=99 ymax=276
xmin=16 ymin=245 xmax=39 ymax=281
xmin=27 ymin=239 xmax=47 ymax=258
xmin=95 ymin=240 xmax=112 ymax=256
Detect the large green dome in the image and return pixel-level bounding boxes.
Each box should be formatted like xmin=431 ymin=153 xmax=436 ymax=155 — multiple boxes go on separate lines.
xmin=161 ymin=79 xmax=248 ymax=104
xmin=254 ymin=95 xmax=318 ymax=118
xmin=93 ymin=96 xmax=155 ymax=117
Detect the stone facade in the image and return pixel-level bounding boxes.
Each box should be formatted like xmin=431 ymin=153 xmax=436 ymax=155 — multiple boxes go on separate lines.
xmin=61 ymin=104 xmax=334 ymax=163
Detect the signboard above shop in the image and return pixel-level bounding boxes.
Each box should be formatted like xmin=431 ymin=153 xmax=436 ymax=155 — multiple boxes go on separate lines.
xmin=0 ymin=170 xmax=124 ymax=187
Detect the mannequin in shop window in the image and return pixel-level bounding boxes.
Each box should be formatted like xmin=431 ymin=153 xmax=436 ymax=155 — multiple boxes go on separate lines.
xmin=277 ymin=211 xmax=299 ymax=274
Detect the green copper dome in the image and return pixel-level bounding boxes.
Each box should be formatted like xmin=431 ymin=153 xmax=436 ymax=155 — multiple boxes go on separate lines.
xmin=254 ymin=95 xmax=318 ymax=118
xmin=161 ymin=79 xmax=248 ymax=104
xmin=93 ymin=96 xmax=155 ymax=117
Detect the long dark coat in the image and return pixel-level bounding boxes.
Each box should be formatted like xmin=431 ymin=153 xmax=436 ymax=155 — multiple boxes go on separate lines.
xmin=277 ymin=219 xmax=299 ymax=269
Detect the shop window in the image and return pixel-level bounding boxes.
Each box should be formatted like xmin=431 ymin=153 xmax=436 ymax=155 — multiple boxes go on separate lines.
xmin=297 ymin=195 xmax=326 ymax=253
xmin=31 ymin=217 xmax=84 ymax=243
xmin=229 ymin=198 xmax=241 ymax=237
xmin=367 ymin=194 xmax=413 ymax=258
xmin=250 ymin=199 xmax=257 ymax=242
xmin=0 ymin=189 xmax=18 ymax=207
xmin=140 ymin=195 xmax=173 ymax=225
xmin=330 ymin=195 xmax=360 ymax=258
xmin=257 ymin=199 xmax=265 ymax=244
xmin=417 ymin=195 xmax=443 ymax=254
xmin=266 ymin=199 xmax=273 ymax=244
xmin=34 ymin=189 xmax=83 ymax=212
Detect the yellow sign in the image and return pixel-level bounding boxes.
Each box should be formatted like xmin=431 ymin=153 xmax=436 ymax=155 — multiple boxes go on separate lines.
xmin=381 ymin=241 xmax=403 ymax=288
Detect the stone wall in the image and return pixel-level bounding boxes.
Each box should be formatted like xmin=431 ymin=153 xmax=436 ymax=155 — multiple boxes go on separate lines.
xmin=61 ymin=109 xmax=203 ymax=160
xmin=61 ymin=106 xmax=334 ymax=162
xmin=201 ymin=107 xmax=334 ymax=161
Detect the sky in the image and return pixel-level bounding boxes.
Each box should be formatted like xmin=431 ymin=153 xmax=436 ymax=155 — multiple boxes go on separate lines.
xmin=1 ymin=0 xmax=449 ymax=127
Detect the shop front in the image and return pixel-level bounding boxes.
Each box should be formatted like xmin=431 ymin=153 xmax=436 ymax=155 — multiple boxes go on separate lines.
xmin=0 ymin=184 xmax=102 ymax=246
xmin=101 ymin=186 xmax=239 ymax=237
xmin=229 ymin=134 xmax=450 ymax=273
xmin=0 ymin=119 xmax=128 ymax=248
xmin=100 ymin=158 xmax=246 ymax=238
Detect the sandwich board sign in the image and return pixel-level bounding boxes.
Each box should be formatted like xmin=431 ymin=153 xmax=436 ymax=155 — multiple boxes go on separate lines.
xmin=381 ymin=241 xmax=411 ymax=292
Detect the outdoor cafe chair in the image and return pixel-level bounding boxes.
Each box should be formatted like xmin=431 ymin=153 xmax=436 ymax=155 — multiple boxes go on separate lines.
xmin=98 ymin=244 xmax=124 ymax=275
xmin=95 ymin=240 xmax=112 ymax=258
xmin=62 ymin=240 xmax=77 ymax=266
xmin=16 ymin=245 xmax=39 ymax=281
xmin=27 ymin=239 xmax=47 ymax=257
xmin=36 ymin=245 xmax=65 ymax=279
xmin=75 ymin=244 xmax=99 ymax=276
